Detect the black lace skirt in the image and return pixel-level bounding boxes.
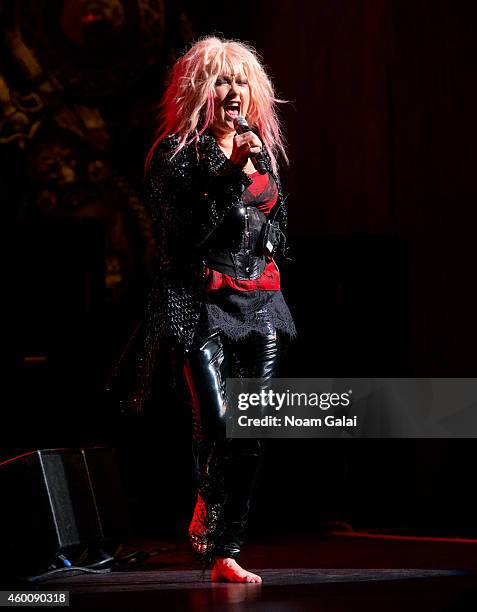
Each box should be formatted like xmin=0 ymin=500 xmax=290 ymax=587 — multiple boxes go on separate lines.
xmin=196 ymin=288 xmax=297 ymax=342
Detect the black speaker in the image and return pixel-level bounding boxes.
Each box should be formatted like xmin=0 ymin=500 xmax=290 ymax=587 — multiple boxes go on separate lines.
xmin=81 ymin=446 xmax=131 ymax=544
xmin=0 ymin=447 xmax=130 ymax=576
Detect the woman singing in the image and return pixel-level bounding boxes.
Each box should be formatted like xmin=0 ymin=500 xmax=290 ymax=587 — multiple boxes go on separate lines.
xmin=138 ymin=36 xmax=296 ymax=582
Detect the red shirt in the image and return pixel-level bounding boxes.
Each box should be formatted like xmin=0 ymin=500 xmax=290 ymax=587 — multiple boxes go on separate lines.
xmin=204 ymin=172 xmax=280 ymax=292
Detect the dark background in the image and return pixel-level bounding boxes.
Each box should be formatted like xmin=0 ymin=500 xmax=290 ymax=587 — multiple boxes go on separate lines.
xmin=3 ymin=0 xmax=477 ymax=539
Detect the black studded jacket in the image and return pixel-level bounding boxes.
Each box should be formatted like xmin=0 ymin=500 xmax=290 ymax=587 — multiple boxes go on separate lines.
xmin=125 ymin=129 xmax=290 ymax=411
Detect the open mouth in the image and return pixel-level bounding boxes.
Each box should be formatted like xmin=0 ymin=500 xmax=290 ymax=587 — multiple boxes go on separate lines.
xmin=224 ymin=101 xmax=240 ymax=120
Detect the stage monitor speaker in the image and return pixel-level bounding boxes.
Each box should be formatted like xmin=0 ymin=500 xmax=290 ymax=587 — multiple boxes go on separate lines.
xmin=0 ymin=447 xmax=129 ymax=576
xmin=81 ymin=446 xmax=131 ymax=544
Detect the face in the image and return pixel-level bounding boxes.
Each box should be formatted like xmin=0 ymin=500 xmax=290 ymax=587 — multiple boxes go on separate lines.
xmin=212 ymin=72 xmax=250 ymax=135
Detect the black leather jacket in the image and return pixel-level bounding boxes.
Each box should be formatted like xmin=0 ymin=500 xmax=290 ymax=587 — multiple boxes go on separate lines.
xmin=125 ymin=129 xmax=290 ymax=411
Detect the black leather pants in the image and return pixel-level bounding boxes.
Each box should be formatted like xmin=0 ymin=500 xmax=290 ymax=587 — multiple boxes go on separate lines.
xmin=183 ymin=325 xmax=281 ymax=563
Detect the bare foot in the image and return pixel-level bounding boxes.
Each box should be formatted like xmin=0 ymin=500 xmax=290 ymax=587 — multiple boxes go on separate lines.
xmin=211 ymin=557 xmax=262 ymax=583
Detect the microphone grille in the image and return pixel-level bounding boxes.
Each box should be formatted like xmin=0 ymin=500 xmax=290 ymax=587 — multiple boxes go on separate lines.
xmin=233 ymin=115 xmax=248 ymax=130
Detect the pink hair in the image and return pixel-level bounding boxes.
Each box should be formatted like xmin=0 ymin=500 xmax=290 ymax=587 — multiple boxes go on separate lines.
xmin=145 ymin=36 xmax=288 ymax=175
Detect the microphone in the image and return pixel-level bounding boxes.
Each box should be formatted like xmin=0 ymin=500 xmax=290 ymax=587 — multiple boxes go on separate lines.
xmin=233 ymin=116 xmax=268 ymax=175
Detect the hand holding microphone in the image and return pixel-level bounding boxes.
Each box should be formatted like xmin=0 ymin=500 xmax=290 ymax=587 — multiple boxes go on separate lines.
xmin=231 ymin=116 xmax=268 ymax=174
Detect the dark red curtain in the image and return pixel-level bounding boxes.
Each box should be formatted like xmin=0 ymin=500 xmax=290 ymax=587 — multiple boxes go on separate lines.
xmin=251 ymin=0 xmax=477 ymax=374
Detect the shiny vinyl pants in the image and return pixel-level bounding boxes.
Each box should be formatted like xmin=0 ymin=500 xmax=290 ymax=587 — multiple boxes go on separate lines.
xmin=183 ymin=324 xmax=282 ymax=563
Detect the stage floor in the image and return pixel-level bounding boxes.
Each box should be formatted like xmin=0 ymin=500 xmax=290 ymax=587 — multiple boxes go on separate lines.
xmin=38 ymin=533 xmax=477 ymax=611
